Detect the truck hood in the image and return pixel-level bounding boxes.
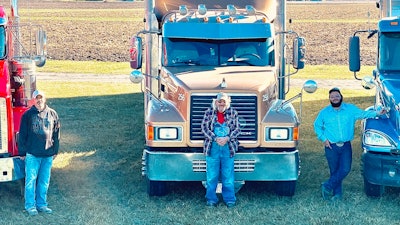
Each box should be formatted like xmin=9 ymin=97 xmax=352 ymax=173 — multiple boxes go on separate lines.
xmin=162 ymin=66 xmax=276 ymax=92
xmin=381 ymin=77 xmax=400 ymax=106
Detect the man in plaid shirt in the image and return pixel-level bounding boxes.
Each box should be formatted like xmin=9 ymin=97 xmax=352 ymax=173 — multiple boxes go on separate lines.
xmin=201 ymin=92 xmax=240 ymax=208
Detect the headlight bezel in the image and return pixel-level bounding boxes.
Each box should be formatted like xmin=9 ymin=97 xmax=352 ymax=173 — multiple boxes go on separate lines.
xmin=363 ymin=130 xmax=393 ymax=147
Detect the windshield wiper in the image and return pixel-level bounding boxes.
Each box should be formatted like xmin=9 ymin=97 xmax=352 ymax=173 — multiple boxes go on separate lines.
xmin=172 ymin=59 xmax=200 ymax=65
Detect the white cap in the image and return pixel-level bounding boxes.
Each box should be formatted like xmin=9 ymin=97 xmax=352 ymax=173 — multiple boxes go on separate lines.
xmin=32 ymin=90 xmax=45 ymax=99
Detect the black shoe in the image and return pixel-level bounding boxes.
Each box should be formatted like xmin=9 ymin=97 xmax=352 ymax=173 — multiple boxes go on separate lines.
xmin=331 ymin=194 xmax=342 ymax=202
xmin=226 ymin=202 xmax=235 ymax=208
xmin=321 ymin=184 xmax=332 ymax=200
xmin=206 ymin=201 xmax=217 ymax=207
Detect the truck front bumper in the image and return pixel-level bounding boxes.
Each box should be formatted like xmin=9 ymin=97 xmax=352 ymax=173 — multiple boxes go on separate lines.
xmin=142 ymin=150 xmax=300 ymax=181
xmin=0 ymin=157 xmax=25 ymax=182
xmin=362 ymin=151 xmax=400 ymax=187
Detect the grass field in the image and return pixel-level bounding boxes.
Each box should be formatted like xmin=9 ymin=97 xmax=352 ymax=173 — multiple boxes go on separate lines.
xmin=1 ymin=1 xmax=400 ymax=225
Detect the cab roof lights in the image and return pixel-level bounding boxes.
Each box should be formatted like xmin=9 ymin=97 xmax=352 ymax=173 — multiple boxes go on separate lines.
xmin=198 ymin=4 xmax=207 ymax=16
xmin=227 ymin=5 xmax=237 ymax=16
xmin=179 ymin=5 xmax=188 ymax=16
xmin=246 ymin=5 xmax=256 ymax=16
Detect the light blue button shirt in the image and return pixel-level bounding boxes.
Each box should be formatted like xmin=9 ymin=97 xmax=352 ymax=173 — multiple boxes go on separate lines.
xmin=314 ymin=102 xmax=378 ymax=143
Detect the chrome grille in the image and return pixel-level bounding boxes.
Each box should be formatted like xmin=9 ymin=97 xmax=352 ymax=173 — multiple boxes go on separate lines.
xmin=193 ymin=159 xmax=256 ymax=172
xmin=190 ymin=94 xmax=257 ymax=141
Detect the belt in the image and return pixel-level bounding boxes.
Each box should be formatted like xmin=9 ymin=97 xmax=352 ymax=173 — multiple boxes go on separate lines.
xmin=332 ymin=141 xmax=349 ymax=147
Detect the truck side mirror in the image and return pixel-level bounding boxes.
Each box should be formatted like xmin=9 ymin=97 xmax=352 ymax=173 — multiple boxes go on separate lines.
xmin=35 ymin=29 xmax=47 ymax=67
xmin=293 ymin=37 xmax=305 ymax=69
xmin=349 ymin=36 xmax=361 ymax=72
xmin=130 ymin=36 xmax=142 ymax=69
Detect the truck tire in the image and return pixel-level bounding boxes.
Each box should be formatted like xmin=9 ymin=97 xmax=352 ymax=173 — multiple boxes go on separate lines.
xmin=274 ymin=180 xmax=296 ymax=196
xmin=146 ymin=178 xmax=167 ymax=196
xmin=364 ymin=178 xmax=384 ymax=197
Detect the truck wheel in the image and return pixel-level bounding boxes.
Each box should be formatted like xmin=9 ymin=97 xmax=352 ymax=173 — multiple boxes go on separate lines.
xmin=274 ymin=180 xmax=296 ymax=196
xmin=146 ymin=178 xmax=168 ymax=196
xmin=364 ymin=179 xmax=384 ymax=197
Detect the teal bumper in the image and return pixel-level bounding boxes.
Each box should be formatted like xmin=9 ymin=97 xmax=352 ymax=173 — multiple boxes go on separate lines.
xmin=142 ymin=150 xmax=300 ymax=181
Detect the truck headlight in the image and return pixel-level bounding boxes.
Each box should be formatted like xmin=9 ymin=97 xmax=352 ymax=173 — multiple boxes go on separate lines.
xmin=364 ymin=130 xmax=392 ymax=147
xmin=151 ymin=127 xmax=182 ymax=141
xmin=158 ymin=127 xmax=178 ymax=140
xmin=267 ymin=128 xmax=289 ymax=140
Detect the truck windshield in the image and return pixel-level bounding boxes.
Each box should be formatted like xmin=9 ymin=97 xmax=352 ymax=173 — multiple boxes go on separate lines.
xmin=0 ymin=26 xmax=5 ymax=59
xmin=379 ymin=32 xmax=400 ymax=71
xmin=163 ymin=38 xmax=272 ymax=67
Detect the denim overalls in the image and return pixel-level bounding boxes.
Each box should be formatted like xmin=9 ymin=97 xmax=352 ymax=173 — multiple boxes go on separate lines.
xmin=205 ymin=122 xmax=236 ymax=204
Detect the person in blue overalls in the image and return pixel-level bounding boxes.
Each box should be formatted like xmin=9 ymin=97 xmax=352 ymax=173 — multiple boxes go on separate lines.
xmin=201 ymin=92 xmax=240 ymax=208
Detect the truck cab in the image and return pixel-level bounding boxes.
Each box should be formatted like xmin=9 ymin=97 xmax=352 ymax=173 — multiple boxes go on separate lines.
xmin=0 ymin=0 xmax=47 ymax=183
xmin=130 ymin=0 xmax=315 ymax=196
xmin=349 ymin=0 xmax=400 ymax=197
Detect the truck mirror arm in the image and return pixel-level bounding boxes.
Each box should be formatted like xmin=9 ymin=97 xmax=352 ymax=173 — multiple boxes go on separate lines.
xmin=277 ymin=80 xmax=317 ymax=122
xmin=361 ymin=76 xmax=390 ymax=116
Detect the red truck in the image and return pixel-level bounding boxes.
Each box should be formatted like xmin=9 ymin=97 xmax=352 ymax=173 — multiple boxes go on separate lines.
xmin=0 ymin=0 xmax=46 ymax=184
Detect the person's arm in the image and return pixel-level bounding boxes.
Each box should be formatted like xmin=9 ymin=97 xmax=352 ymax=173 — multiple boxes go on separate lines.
xmin=52 ymin=111 xmax=61 ymax=155
xmin=201 ymin=108 xmax=216 ymax=141
xmin=352 ymin=104 xmax=384 ymax=120
xmin=17 ymin=112 xmax=29 ymax=156
xmin=313 ymin=110 xmax=328 ymax=143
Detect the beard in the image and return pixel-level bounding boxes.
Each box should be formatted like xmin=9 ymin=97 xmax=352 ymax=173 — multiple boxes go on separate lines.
xmin=217 ymin=105 xmax=227 ymax=112
xmin=330 ymin=99 xmax=342 ymax=108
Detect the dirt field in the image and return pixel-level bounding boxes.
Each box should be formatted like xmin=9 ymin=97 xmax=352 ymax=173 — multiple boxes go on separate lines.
xmin=2 ymin=0 xmax=380 ymax=65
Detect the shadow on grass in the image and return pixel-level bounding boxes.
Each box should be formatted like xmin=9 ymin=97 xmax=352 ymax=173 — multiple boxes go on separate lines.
xmin=3 ymin=93 xmax=400 ymax=224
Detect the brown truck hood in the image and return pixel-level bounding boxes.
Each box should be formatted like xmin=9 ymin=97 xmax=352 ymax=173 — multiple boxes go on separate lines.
xmin=163 ymin=66 xmax=276 ymax=92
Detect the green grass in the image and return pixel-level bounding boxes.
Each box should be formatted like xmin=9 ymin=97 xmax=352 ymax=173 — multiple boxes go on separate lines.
xmin=1 ymin=76 xmax=399 ymax=225
xmin=295 ymin=64 xmax=375 ymax=80
xmin=37 ymin=60 xmax=132 ymax=75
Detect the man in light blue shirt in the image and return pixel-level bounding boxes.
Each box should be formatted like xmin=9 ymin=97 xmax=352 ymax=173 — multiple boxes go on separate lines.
xmin=314 ymin=87 xmax=385 ymax=201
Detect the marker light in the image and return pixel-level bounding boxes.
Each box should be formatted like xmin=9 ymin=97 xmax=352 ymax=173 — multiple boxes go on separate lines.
xmin=262 ymin=17 xmax=267 ymax=23
xmin=216 ymin=16 xmax=222 ymax=23
xmin=198 ymin=4 xmax=207 ymax=15
xmin=147 ymin=125 xmax=154 ymax=140
xmin=227 ymin=5 xmax=236 ymax=16
xmin=293 ymin=127 xmax=299 ymax=141
xmin=246 ymin=5 xmax=256 ymax=15
xmin=179 ymin=5 xmax=188 ymax=16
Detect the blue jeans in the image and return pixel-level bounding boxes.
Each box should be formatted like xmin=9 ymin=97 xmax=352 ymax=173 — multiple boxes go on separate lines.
xmin=323 ymin=142 xmax=352 ymax=197
xmin=25 ymin=153 xmax=53 ymax=210
xmin=205 ymin=142 xmax=236 ymax=204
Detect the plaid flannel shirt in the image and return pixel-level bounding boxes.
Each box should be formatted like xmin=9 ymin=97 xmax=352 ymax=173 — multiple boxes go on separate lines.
xmin=201 ymin=107 xmax=240 ymax=157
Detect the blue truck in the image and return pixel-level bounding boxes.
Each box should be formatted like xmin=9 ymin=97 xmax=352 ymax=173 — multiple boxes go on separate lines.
xmin=349 ymin=0 xmax=400 ymax=197
xmin=129 ymin=0 xmax=316 ymax=196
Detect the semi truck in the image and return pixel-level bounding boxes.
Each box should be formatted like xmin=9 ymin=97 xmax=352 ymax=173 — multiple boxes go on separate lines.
xmin=129 ymin=0 xmax=316 ymax=196
xmin=0 ymin=0 xmax=46 ymax=184
xmin=349 ymin=0 xmax=400 ymax=197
